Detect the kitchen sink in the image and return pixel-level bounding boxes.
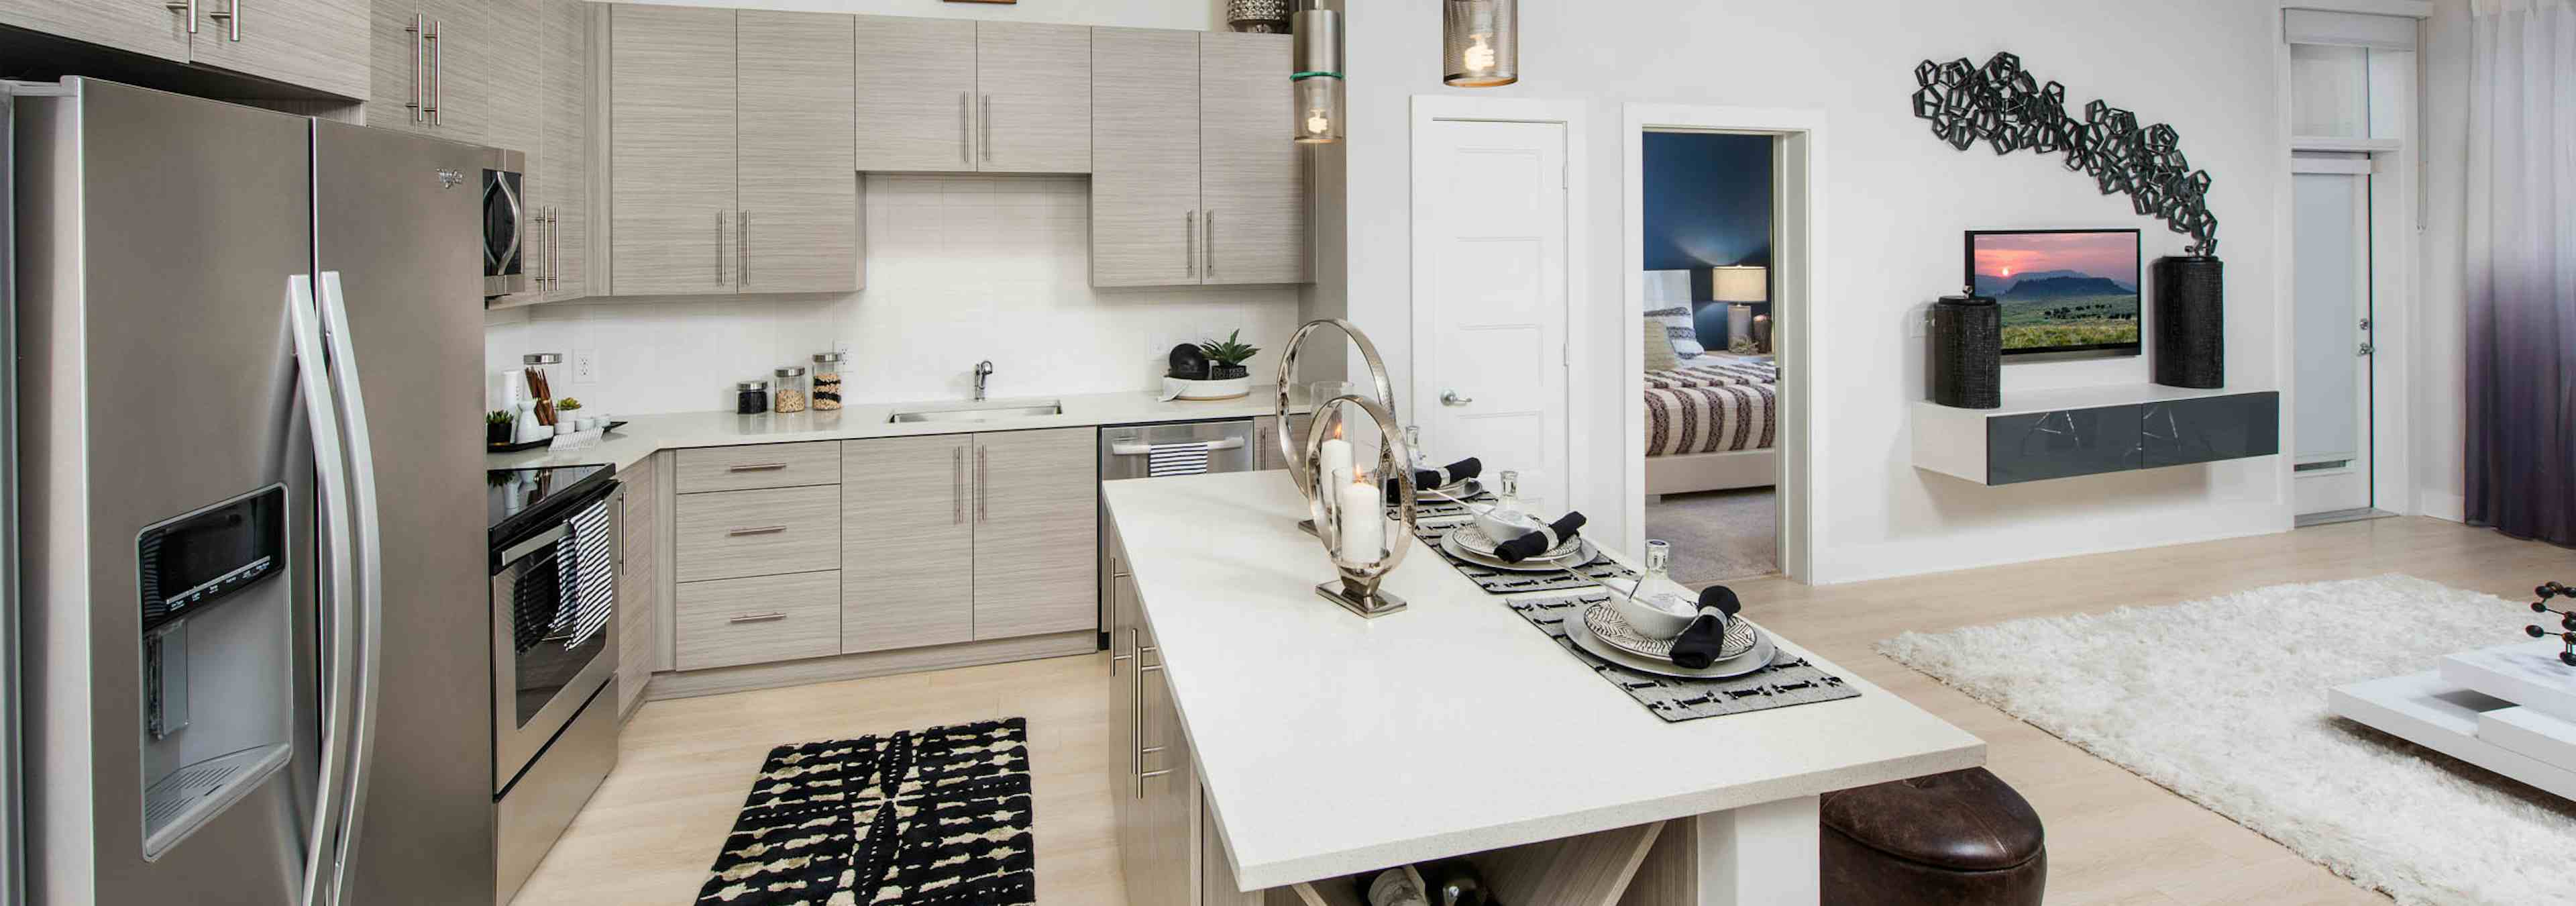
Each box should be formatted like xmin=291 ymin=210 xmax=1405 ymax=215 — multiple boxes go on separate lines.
xmin=887 ymin=400 xmax=1065 ymax=423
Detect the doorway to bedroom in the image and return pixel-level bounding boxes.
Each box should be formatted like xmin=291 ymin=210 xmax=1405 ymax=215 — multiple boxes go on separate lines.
xmin=1637 ymin=129 xmax=1783 ymax=585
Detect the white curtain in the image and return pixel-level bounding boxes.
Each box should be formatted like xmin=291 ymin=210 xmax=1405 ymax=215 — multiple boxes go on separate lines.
xmin=2463 ymin=0 xmax=2576 ymax=545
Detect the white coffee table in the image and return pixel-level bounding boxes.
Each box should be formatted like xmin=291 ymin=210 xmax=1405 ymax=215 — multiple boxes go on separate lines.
xmin=2329 ymin=640 xmax=2576 ymax=800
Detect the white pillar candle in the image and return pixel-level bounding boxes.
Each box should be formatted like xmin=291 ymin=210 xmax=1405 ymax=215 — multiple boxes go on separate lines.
xmin=1336 ymin=470 xmax=1385 ymax=566
xmin=1317 ymin=419 xmax=1354 ymax=494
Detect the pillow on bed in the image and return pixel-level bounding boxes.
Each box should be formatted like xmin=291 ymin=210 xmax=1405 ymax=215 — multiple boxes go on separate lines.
xmin=1643 ymin=306 xmax=1704 ymax=359
xmin=1643 ymin=316 xmax=1682 ymax=371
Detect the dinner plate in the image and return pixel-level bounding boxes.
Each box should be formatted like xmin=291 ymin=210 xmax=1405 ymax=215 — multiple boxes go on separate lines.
xmin=1450 ymin=521 xmax=1581 ymax=561
xmin=1582 ymin=603 xmax=1758 ymax=662
xmin=1561 ymin=605 xmax=1777 ymax=680
xmin=1438 ymin=529 xmax=1596 ymax=572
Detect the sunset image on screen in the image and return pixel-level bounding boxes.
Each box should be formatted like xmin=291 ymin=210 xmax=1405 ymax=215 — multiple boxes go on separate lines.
xmin=1970 ymin=231 xmax=2141 ymax=352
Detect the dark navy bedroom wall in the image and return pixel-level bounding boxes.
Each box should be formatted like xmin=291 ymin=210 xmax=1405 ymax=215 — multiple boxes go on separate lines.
xmin=1642 ymin=132 xmax=1773 ymax=348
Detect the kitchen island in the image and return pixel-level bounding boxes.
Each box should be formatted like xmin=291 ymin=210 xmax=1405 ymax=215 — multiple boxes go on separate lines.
xmin=1101 ymin=471 xmax=1983 ymax=905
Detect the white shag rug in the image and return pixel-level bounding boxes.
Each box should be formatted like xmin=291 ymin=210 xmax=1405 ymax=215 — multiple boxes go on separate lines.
xmin=1878 ymin=574 xmax=2576 ymax=906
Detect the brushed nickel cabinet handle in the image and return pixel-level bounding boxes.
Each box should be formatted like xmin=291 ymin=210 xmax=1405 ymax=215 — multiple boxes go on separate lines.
xmin=959 ymin=92 xmax=971 ymax=163
xmin=952 ymin=447 xmax=965 ymax=525
xmin=1204 ymin=210 xmax=1215 ymax=278
xmin=207 ymin=0 xmax=237 ymax=40
xmin=548 ymin=205 xmax=561 ymax=291
xmin=166 ymin=0 xmax=197 ymax=35
xmin=725 ymin=462 xmax=788 ymax=472
xmin=405 ymin=13 xmax=425 ymax=122
xmin=738 ymin=209 xmax=749 ymax=287
xmin=725 ymin=525 xmax=787 ymax=537
xmin=975 ymin=446 xmax=988 ymax=522
xmin=427 ymin=17 xmax=442 ymax=126
xmin=980 ymin=94 xmax=993 ymax=162
xmin=1185 ymin=211 xmax=1195 ymax=276
xmin=714 ymin=209 xmax=726 ymax=284
xmin=728 ymin=612 xmax=787 ymax=624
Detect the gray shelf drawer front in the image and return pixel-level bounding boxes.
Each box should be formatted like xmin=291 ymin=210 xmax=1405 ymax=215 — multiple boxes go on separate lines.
xmin=2141 ymin=391 xmax=2280 ymax=469
xmin=1986 ymin=404 xmax=2143 ymax=485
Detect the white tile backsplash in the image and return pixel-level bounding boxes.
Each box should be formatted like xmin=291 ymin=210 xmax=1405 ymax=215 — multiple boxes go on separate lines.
xmin=487 ymin=174 xmax=1301 ymax=416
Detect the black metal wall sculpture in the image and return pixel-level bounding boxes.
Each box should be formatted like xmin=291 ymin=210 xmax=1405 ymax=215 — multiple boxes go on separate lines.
xmin=1911 ymin=52 xmax=2218 ymax=255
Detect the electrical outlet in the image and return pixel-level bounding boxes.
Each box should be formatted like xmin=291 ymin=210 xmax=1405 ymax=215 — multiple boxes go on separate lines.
xmin=572 ymin=349 xmax=598 ymax=384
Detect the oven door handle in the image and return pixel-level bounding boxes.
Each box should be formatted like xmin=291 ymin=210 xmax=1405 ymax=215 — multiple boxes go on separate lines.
xmin=317 ymin=272 xmax=388 ymax=906
xmin=286 ymin=275 xmax=359 ymax=906
xmin=499 ymin=522 xmax=575 ymax=564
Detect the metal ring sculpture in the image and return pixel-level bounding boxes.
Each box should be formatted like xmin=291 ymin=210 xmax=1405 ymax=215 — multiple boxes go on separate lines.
xmin=1301 ymin=393 xmax=1417 ymax=618
xmin=1273 ymin=317 xmax=1401 ymax=501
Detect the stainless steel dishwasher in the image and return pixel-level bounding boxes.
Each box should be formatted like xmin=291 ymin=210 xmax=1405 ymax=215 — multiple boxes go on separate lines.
xmin=1097 ymin=418 xmax=1258 ymax=641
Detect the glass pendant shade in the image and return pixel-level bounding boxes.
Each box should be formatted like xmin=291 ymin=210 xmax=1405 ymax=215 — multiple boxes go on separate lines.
xmin=1443 ymin=0 xmax=1517 ymax=87
xmin=1291 ymin=7 xmax=1344 ymax=143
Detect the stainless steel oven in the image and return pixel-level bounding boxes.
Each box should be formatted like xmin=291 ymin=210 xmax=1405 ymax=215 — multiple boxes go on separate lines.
xmin=486 ymin=465 xmax=620 ymax=903
xmin=482 ymin=148 xmax=526 ymax=297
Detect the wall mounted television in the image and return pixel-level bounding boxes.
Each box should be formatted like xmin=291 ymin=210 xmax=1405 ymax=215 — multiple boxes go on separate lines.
xmin=1966 ymin=228 xmax=2142 ymax=357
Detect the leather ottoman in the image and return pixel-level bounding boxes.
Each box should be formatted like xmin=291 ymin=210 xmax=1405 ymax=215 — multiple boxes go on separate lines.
xmin=1820 ymin=767 xmax=2046 ymax=906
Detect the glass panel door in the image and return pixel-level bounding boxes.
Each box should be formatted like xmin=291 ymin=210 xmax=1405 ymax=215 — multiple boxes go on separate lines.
xmin=2290 ymin=166 xmax=2373 ymax=515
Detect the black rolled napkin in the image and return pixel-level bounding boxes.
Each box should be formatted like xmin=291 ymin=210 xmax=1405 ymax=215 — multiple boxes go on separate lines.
xmin=1385 ymin=457 xmax=1484 ymax=499
xmin=1494 ymin=511 xmax=1585 ymax=564
xmin=1668 ymin=586 xmax=1743 ymax=669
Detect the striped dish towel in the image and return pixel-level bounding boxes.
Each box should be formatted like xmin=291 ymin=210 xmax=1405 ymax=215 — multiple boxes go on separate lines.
xmin=1146 ymin=442 xmax=1215 ymax=476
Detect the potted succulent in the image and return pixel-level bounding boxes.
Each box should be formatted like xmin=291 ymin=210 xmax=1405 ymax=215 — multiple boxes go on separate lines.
xmin=1165 ymin=330 xmax=1259 ymax=400
xmin=554 ymin=397 xmax=584 ymax=434
xmin=486 ymin=409 xmax=515 ymax=446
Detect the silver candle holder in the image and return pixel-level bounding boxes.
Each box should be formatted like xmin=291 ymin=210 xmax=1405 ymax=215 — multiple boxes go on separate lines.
xmin=1301 ymin=393 xmax=1417 ymax=618
xmin=1273 ymin=317 xmax=1401 ymax=515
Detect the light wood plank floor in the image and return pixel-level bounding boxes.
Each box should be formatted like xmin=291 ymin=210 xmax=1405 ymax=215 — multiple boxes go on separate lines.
xmin=514 ymin=517 xmax=2563 ymax=905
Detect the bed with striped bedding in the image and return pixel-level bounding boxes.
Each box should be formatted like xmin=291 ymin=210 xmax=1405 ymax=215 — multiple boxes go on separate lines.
xmin=1644 ymin=358 xmax=1779 ymax=457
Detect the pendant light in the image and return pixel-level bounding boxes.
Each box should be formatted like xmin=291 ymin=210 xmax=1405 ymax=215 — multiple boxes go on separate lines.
xmin=1442 ymin=0 xmax=1517 ymax=87
xmin=1291 ymin=3 xmax=1344 ymax=143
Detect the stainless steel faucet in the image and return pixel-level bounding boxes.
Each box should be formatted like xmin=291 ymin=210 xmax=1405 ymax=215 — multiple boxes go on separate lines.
xmin=973 ymin=360 xmax=994 ymax=401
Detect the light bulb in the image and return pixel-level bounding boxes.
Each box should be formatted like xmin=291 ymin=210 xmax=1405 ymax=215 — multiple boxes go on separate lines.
xmin=1463 ymin=34 xmax=1496 ymax=73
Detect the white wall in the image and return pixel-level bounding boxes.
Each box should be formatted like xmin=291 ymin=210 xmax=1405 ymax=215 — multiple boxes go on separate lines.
xmin=602 ymin=0 xmax=1224 ymax=30
xmin=1332 ymin=0 xmax=2295 ymax=583
xmin=2416 ymin=0 xmax=2472 ymax=522
xmin=488 ymin=174 xmax=1300 ymax=415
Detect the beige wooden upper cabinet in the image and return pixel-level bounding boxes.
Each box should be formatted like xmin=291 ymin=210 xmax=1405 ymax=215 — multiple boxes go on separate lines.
xmin=532 ymin=0 xmax=590 ymax=301
xmin=855 ymin=16 xmax=1090 ymax=174
xmin=739 ymin=9 xmax=861 ymax=295
xmin=1090 ymin=27 xmax=1199 ymax=288
xmin=853 ymin=15 xmax=977 ymax=172
xmin=1198 ymin=33 xmax=1307 ymax=285
xmin=607 ymin=3 xmax=739 ymax=296
xmin=969 ymin=427 xmax=1098 ymax=640
xmin=0 ymin=0 xmax=366 ymax=98
xmin=367 ymin=0 xmax=489 ymax=140
xmin=606 ymin=5 xmax=860 ymax=297
xmin=1091 ymin=30 xmax=1307 ymax=287
xmin=975 ymin=22 xmax=1091 ymax=173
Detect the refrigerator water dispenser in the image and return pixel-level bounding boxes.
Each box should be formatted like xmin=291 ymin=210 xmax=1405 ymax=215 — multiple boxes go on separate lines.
xmin=135 ymin=484 xmax=295 ymax=860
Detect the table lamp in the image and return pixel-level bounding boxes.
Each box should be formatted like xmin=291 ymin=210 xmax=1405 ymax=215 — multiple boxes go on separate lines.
xmin=1711 ymin=265 xmax=1768 ymax=354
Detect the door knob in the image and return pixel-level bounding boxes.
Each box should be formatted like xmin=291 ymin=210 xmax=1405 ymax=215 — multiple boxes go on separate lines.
xmin=1440 ymin=391 xmax=1472 ymax=406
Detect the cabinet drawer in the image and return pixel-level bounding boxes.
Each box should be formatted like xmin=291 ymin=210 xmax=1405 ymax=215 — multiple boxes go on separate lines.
xmin=676 ymin=442 xmax=842 ymax=493
xmin=675 ymin=571 xmax=843 ymax=670
xmin=676 ymin=486 xmax=842 ymax=582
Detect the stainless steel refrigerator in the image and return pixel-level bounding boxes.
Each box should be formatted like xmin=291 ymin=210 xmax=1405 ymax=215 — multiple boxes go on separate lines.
xmin=12 ymin=78 xmax=491 ymax=905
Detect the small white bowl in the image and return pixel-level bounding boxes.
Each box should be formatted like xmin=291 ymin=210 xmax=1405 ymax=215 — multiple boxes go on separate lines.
xmin=1611 ymin=588 xmax=1699 ymax=640
xmin=1473 ymin=507 xmax=1542 ymax=544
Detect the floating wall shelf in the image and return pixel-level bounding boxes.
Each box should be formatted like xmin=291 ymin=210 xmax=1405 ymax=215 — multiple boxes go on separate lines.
xmin=1911 ymin=385 xmax=2279 ymax=485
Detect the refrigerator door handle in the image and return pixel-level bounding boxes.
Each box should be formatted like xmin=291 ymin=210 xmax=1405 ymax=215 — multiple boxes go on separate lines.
xmin=315 ymin=272 xmax=388 ymax=905
xmin=285 ymin=275 xmax=360 ymax=906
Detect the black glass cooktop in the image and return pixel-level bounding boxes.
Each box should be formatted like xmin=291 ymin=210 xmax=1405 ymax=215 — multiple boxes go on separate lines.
xmin=487 ymin=464 xmax=614 ymax=549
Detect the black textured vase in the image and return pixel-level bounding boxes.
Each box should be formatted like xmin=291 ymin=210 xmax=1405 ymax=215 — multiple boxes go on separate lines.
xmin=1930 ymin=294 xmax=2001 ymax=409
xmin=2154 ymin=256 xmax=2224 ymax=389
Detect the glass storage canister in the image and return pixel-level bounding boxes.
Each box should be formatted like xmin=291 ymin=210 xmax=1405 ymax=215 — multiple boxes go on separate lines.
xmin=810 ymin=352 xmax=845 ymax=411
xmin=735 ymin=380 xmax=769 ymax=415
xmin=772 ymin=366 xmax=808 ymax=413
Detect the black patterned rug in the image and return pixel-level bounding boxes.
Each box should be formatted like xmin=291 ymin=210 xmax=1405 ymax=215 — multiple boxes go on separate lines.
xmin=696 ymin=717 xmax=1036 ymax=905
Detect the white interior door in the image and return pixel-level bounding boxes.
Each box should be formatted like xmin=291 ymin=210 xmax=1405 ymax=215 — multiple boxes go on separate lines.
xmin=1413 ymin=119 xmax=1570 ymax=509
xmin=2291 ymin=162 xmax=2374 ymax=515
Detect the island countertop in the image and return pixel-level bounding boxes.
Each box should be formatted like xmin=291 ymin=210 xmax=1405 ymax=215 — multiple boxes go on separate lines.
xmin=1102 ymin=471 xmax=1984 ymax=891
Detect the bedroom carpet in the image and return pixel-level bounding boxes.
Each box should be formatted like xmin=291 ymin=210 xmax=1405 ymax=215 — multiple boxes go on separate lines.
xmin=1641 ymin=487 xmax=1776 ymax=583
xmin=1878 ymin=574 xmax=2572 ymax=906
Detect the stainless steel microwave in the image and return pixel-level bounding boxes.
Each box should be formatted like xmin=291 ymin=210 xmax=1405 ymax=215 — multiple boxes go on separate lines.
xmin=483 ymin=148 xmax=526 ymax=297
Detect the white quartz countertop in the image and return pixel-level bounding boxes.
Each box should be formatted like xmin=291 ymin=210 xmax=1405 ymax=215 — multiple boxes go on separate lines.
xmin=488 ymin=386 xmax=1307 ymax=472
xmin=1102 ymin=471 xmax=1985 ymax=891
